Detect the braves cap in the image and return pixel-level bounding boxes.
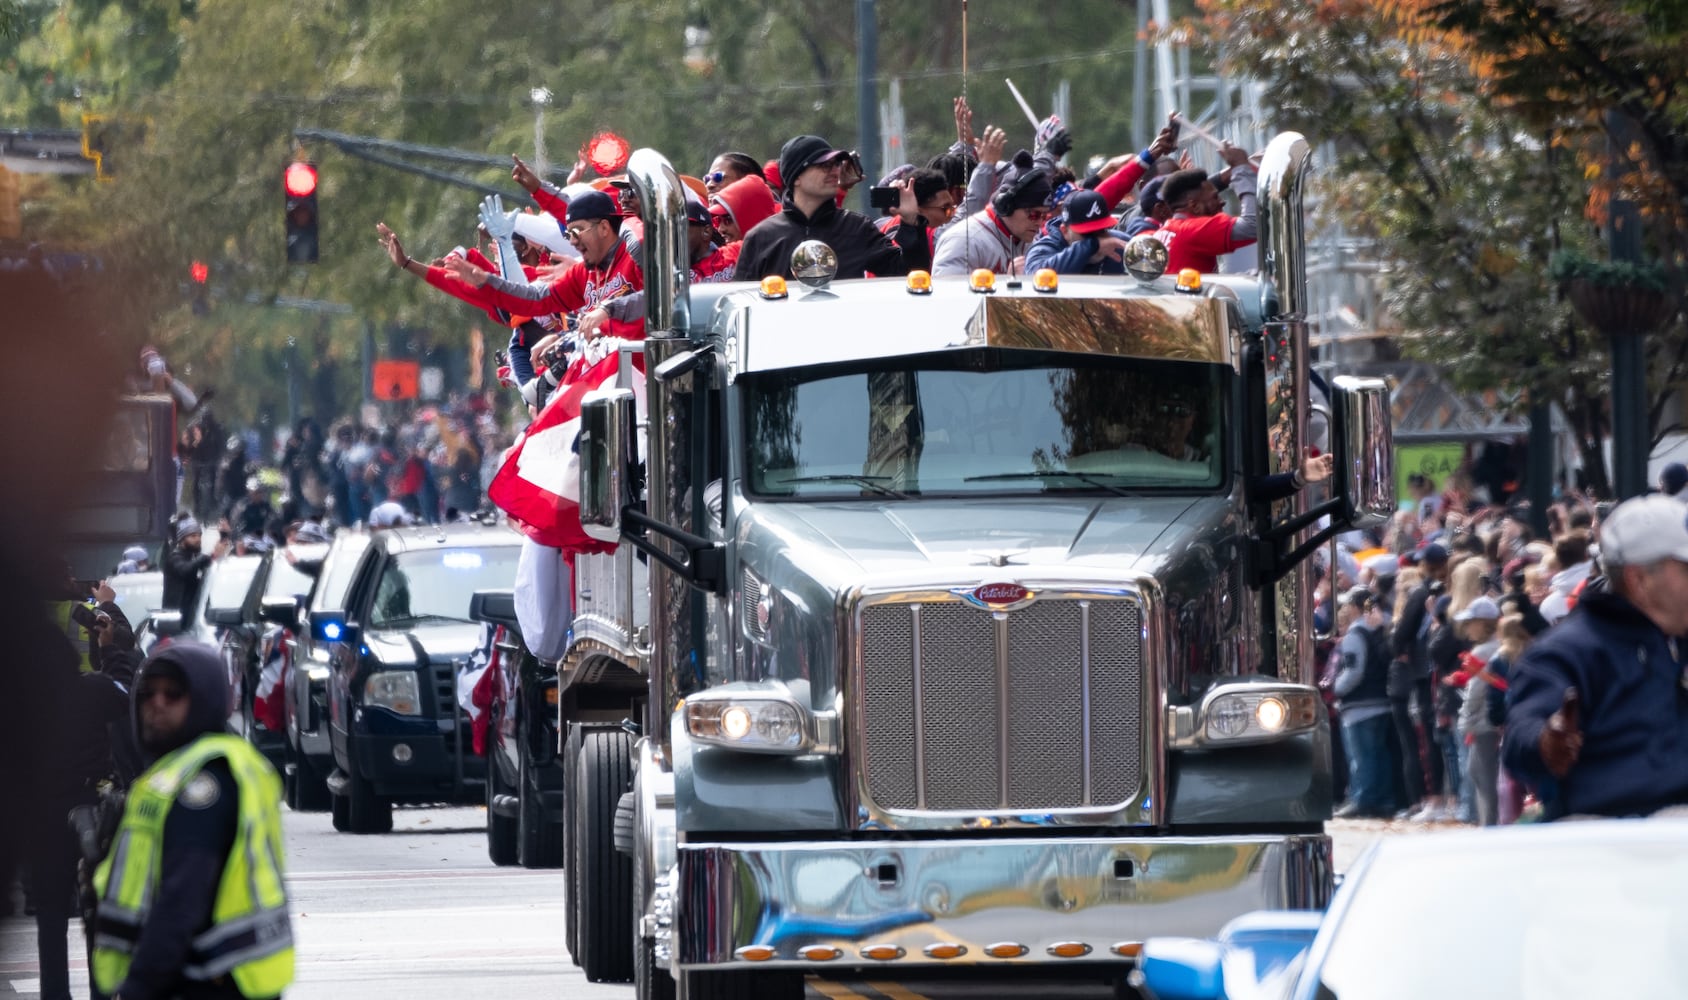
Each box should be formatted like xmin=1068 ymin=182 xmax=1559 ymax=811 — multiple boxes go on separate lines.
xmin=1061 ymin=190 xmax=1115 ymax=234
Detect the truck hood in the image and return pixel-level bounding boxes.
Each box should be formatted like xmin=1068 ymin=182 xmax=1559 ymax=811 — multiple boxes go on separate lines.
xmin=364 ymin=621 xmax=485 ymax=669
xmin=744 ymin=495 xmax=1230 ymax=589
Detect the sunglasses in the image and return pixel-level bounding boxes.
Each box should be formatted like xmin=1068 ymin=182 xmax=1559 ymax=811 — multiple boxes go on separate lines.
xmin=1023 ymin=208 xmax=1053 ymax=222
xmin=139 ymin=685 xmax=188 ymax=704
xmin=703 ymin=171 xmax=727 ymax=185
xmin=565 ymin=222 xmax=599 ymax=241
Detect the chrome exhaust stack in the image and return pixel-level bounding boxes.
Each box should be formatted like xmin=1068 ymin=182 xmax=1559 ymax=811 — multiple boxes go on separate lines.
xmin=1254 ymin=133 xmax=1317 ymax=684
xmin=625 ymin=150 xmax=699 ymax=743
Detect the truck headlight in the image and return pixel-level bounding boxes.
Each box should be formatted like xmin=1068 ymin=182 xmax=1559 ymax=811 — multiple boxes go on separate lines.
xmin=682 ymin=679 xmax=836 ymax=754
xmin=364 ymin=671 xmax=421 ymax=715
xmin=1168 ymin=682 xmax=1321 ymax=748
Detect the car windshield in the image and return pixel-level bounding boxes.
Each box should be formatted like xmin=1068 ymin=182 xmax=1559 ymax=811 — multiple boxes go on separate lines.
xmin=367 ymin=547 xmax=520 ymax=629
xmin=266 ymin=545 xmax=327 ymax=602
xmin=205 ymin=555 xmax=262 ymax=612
xmin=1317 ymin=837 xmax=1688 ymax=999
xmin=108 ymin=574 xmax=163 ymax=625
xmin=743 ymin=350 xmax=1225 ymax=499
xmin=314 ymin=535 xmax=371 ymax=612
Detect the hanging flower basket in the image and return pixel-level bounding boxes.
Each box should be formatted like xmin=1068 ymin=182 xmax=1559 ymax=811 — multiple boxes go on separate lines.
xmin=1568 ymin=278 xmax=1677 ymax=339
xmin=1551 ymin=250 xmax=1678 ymax=338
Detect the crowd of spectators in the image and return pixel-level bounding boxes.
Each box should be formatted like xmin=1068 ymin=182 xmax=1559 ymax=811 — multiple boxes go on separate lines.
xmin=1320 ymin=463 xmax=1688 ymax=825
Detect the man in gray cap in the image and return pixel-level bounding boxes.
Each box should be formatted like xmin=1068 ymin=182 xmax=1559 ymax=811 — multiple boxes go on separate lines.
xmin=162 ymin=517 xmax=226 ymax=624
xmin=733 ymin=134 xmax=933 ymax=282
xmin=1505 ymin=495 xmax=1688 ymax=818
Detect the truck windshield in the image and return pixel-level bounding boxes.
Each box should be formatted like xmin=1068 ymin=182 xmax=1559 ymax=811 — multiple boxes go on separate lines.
xmin=744 ymin=351 xmax=1226 ymax=498
xmin=368 ymin=546 xmax=520 ymax=629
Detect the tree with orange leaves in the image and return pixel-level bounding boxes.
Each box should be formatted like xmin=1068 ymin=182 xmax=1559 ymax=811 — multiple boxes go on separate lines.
xmin=1201 ymin=0 xmax=1685 ymax=497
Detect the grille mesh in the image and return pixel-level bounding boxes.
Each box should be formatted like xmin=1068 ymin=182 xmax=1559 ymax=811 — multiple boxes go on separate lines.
xmin=860 ymin=597 xmax=1144 ymax=814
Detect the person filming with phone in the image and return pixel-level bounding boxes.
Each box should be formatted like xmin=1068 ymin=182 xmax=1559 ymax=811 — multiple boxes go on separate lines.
xmin=1504 ymin=495 xmax=1688 ymax=819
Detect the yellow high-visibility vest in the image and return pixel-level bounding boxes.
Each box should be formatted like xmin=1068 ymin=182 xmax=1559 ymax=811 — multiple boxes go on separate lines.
xmin=92 ymin=734 xmax=294 ymax=997
xmin=50 ymin=601 xmax=93 ymax=673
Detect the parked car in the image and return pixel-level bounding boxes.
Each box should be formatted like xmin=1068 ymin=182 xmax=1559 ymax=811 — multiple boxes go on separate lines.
xmin=1137 ymin=819 xmax=1688 ymax=1000
xmin=138 ymin=554 xmax=262 ymax=657
xmin=319 ymin=521 xmax=522 ymax=833
xmin=212 ymin=543 xmax=328 ymax=768
xmin=472 ymin=589 xmax=565 ymax=868
xmin=283 ymin=532 xmax=372 ymax=811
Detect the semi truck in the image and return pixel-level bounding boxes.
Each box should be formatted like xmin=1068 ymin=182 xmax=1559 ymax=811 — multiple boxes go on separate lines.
xmin=550 ymin=132 xmax=1395 ymax=998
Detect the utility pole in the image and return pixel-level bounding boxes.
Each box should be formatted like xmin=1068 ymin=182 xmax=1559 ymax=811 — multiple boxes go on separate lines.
xmin=856 ymin=0 xmax=880 ymax=207
xmin=1605 ymin=111 xmax=1649 ymax=500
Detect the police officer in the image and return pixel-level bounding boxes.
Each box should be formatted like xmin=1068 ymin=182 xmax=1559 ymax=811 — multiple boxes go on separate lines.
xmin=91 ymin=642 xmax=293 ymax=1000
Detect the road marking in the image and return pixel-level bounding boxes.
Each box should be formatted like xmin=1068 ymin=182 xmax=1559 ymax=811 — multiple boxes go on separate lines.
xmin=810 ymin=981 xmax=871 ymax=1000
xmin=866 ymin=982 xmax=931 ymax=1000
xmin=11 ymin=978 xmax=41 ymax=993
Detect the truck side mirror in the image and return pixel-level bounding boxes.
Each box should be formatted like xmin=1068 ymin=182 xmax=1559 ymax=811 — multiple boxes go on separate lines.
xmin=1330 ymin=375 xmax=1394 ymax=529
xmin=149 ymin=610 xmax=184 ymax=639
xmin=469 ymin=589 xmax=519 ymax=629
xmin=259 ymin=596 xmax=299 ymax=629
xmin=579 ymin=387 xmax=639 ymax=543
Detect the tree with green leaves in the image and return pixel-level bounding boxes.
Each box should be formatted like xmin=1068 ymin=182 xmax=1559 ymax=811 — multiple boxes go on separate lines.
xmin=1202 ymin=0 xmax=1687 ymax=497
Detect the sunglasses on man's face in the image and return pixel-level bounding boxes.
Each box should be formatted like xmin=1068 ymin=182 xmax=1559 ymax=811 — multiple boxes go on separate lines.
xmin=703 ymin=171 xmax=727 ymax=185
xmin=565 ymin=223 xmax=599 ymax=241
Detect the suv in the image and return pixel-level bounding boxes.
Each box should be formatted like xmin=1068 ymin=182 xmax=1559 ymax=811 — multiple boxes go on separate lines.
xmin=283 ymin=532 xmax=372 ymax=811
xmin=212 ymin=543 xmax=328 ymax=768
xmin=318 ymin=522 xmax=522 ymax=833
xmin=472 ymin=590 xmax=565 ymax=868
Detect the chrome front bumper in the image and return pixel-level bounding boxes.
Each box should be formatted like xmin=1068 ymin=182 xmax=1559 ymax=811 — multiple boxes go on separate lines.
xmin=672 ymin=833 xmax=1332 ymax=969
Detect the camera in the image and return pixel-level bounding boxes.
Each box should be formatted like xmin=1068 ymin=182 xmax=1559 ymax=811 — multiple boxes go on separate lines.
xmin=868 ymin=186 xmax=899 ymax=210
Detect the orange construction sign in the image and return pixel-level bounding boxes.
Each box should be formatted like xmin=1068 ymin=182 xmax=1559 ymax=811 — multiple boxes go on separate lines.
xmin=372 ymin=359 xmax=420 ymax=401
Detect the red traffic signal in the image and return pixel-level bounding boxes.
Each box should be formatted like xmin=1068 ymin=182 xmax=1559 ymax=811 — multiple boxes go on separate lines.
xmin=284 ymin=161 xmax=318 ymax=198
xmin=190 ymin=260 xmax=209 ymax=284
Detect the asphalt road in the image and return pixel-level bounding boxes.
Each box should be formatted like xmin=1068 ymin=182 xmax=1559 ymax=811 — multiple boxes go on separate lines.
xmin=1 ymin=805 xmax=1403 ymax=1000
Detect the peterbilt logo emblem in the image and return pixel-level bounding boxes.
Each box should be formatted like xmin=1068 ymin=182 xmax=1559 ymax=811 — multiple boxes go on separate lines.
xmin=956 ymin=582 xmax=1035 ymax=610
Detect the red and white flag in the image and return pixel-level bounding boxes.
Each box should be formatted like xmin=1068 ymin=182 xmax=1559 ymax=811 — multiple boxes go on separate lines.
xmin=488 ymin=346 xmax=640 ymax=555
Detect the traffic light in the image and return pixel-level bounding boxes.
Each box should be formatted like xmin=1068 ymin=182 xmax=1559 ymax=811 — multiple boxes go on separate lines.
xmin=284 ymin=161 xmax=319 ymax=263
xmin=190 ymin=260 xmax=209 ymax=315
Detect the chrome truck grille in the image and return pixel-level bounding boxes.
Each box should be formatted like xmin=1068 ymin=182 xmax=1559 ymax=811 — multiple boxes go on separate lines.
xmin=857 ymin=597 xmax=1144 ymax=813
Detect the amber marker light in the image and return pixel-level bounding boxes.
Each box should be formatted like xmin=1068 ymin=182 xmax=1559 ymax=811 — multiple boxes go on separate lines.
xmin=759 ymin=275 xmax=789 ymax=299
xmin=1110 ymin=941 xmax=1144 ymax=957
xmin=799 ymin=945 xmax=842 ymax=962
xmin=923 ymin=943 xmax=967 ymax=960
xmin=905 ymin=270 xmax=933 ymax=295
xmin=734 ymin=945 xmax=776 ymax=962
xmin=1175 ymin=268 xmax=1202 ymax=293
xmin=1048 ymin=942 xmax=1093 ymax=958
xmin=1032 ymin=268 xmax=1059 ymax=293
xmin=969 ymin=268 xmax=997 ymax=293
xmin=984 ymin=942 xmax=1029 ymax=959
xmin=860 ymin=945 xmax=905 ymax=961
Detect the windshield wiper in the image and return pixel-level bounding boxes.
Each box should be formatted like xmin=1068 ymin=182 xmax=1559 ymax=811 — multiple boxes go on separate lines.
xmin=377 ymin=613 xmax=470 ymax=629
xmin=774 ymin=474 xmax=910 ymax=500
xmin=964 ymin=470 xmax=1144 ymax=499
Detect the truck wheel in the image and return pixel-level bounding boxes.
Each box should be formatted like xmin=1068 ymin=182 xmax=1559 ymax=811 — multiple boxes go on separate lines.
xmin=563 ymin=729 xmax=582 ymax=966
xmin=677 ymin=970 xmax=804 ymax=1000
xmin=574 ymin=729 xmax=633 ymax=982
xmin=346 ymin=764 xmax=393 ymax=834
xmin=330 ymin=787 xmax=350 ymax=832
xmin=486 ymin=751 xmax=518 ymax=866
xmin=518 ymin=732 xmax=564 ymax=868
xmin=632 ymin=824 xmax=674 ymax=1000
xmin=297 ymin=757 xmax=331 ymax=812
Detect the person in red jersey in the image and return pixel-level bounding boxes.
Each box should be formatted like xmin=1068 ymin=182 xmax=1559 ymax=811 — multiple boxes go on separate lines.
xmin=1152 ymin=140 xmax=1259 ymax=275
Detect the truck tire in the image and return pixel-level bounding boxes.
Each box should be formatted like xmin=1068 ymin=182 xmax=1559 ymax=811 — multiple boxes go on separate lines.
xmin=288 ymin=746 xmax=331 ymax=813
xmin=330 ymin=786 xmax=350 ymax=832
xmin=563 ymin=729 xmax=582 ymax=966
xmin=677 ymin=970 xmax=804 ymax=1000
xmin=574 ymin=728 xmax=633 ymax=982
xmin=518 ymin=732 xmax=564 ymax=868
xmin=346 ymin=764 xmax=393 ymax=834
xmin=486 ymin=750 xmax=518 ymax=866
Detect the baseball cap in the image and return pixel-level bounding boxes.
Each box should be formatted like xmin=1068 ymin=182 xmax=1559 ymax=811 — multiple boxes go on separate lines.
xmin=1454 ymin=596 xmax=1501 ymax=622
xmin=1138 ymin=176 xmax=1167 ymax=214
xmin=1417 ymin=542 xmax=1450 ymax=566
xmin=565 ymin=191 xmax=620 ymax=225
xmin=1600 ymin=494 xmax=1688 ymax=567
xmin=1061 ymin=190 xmax=1114 ymax=234
xmin=1661 ymin=462 xmax=1688 ymax=496
xmin=685 ymin=198 xmax=711 ymax=226
xmin=369 ymin=502 xmax=411 ymax=529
